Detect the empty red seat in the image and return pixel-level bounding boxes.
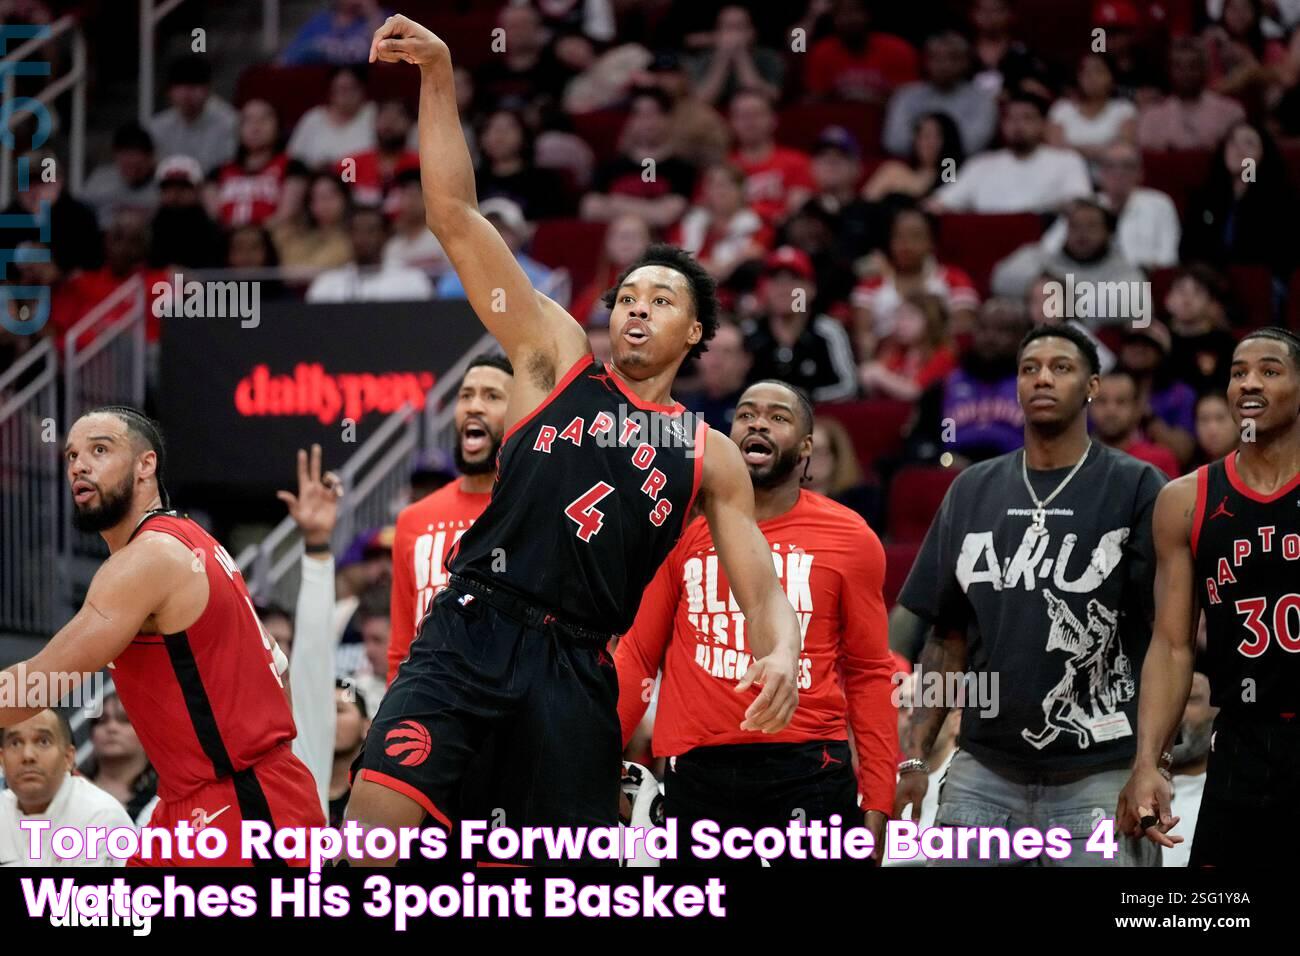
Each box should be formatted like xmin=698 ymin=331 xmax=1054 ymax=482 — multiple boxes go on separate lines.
xmin=529 ymin=219 xmax=608 ymax=296
xmin=887 ymin=464 xmax=959 ymax=544
xmin=814 ymin=398 xmax=913 ymax=477
xmin=1226 ymin=264 xmax=1277 ymax=330
xmin=883 ymin=541 xmax=922 ymax=609
xmin=570 ymin=109 xmax=629 ymax=165
xmin=935 ymin=213 xmax=1043 ymax=298
xmin=776 ymin=102 xmax=885 ymax=156
xmin=1140 ymin=149 xmax=1212 ymax=218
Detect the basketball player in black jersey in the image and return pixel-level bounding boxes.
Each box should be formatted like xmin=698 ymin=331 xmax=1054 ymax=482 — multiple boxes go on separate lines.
xmin=1120 ymin=328 xmax=1300 ymax=866
xmin=344 ymin=16 xmax=802 ymax=864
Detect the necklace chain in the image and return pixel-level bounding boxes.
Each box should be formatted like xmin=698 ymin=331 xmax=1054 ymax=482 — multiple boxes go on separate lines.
xmin=1021 ymin=441 xmax=1092 ymax=529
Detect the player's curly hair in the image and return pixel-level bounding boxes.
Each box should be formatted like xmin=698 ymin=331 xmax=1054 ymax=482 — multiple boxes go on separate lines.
xmin=601 ymin=243 xmax=719 ymax=360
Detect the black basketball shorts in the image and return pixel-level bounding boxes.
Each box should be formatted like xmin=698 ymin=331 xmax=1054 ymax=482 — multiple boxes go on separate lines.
xmin=352 ymin=580 xmax=621 ymax=865
xmin=662 ymin=740 xmax=864 ymax=868
xmin=1189 ymin=710 xmax=1300 ymax=867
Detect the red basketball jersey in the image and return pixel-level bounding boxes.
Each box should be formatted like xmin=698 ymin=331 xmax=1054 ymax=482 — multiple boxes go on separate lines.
xmin=109 ymin=512 xmax=298 ymax=801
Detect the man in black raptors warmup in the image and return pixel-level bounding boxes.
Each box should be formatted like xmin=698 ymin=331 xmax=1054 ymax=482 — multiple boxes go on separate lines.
xmin=345 ymin=15 xmax=801 ymax=864
xmin=1120 ymin=328 xmax=1300 ymax=866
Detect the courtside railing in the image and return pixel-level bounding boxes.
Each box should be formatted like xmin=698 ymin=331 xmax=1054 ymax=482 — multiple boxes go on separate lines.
xmin=0 ymin=339 xmax=61 ymax=634
xmin=236 ymin=331 xmax=496 ymax=605
xmin=0 ymin=15 xmax=87 ymax=208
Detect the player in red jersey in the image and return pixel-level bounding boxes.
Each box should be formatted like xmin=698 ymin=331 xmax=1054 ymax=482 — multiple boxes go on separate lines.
xmin=0 ymin=406 xmax=324 ymax=866
xmin=1120 ymin=328 xmax=1300 ymax=865
xmin=388 ymin=353 xmax=513 ymax=684
xmin=617 ymin=380 xmax=894 ymax=863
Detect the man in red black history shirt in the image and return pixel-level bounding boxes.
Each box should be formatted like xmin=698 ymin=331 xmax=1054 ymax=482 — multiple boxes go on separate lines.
xmin=346 ymin=16 xmax=802 ymax=863
xmin=618 ymin=380 xmax=893 ymax=864
xmin=0 ymin=406 xmax=324 ymax=866
xmin=388 ymin=354 xmax=514 ymax=684
xmin=1120 ymin=328 xmax=1300 ymax=866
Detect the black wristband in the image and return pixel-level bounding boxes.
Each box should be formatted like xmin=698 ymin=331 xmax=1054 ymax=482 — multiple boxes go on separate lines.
xmin=304 ymin=541 xmax=332 ymax=555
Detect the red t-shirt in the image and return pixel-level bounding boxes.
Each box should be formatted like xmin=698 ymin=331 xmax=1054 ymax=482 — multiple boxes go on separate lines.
xmin=53 ymin=267 xmax=169 ymax=346
xmin=342 ymin=150 xmax=421 ymax=217
xmin=388 ymin=480 xmax=493 ymax=683
xmin=110 ymin=514 xmax=297 ymax=801
xmin=615 ymin=489 xmax=896 ymax=814
xmin=216 ymin=154 xmax=291 ymax=228
xmin=804 ymin=34 xmax=920 ymax=102
xmin=1120 ymin=437 xmax=1180 ymax=479
xmin=729 ymin=146 xmax=816 ymax=225
xmin=878 ymin=342 xmax=958 ymax=391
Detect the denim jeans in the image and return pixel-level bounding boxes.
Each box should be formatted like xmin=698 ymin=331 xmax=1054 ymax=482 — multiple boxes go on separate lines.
xmin=924 ymin=750 xmax=1160 ymax=867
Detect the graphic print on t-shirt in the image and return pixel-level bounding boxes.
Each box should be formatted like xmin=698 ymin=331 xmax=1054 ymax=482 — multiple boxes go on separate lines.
xmin=957 ymin=519 xmax=1135 ymax=749
xmin=1021 ymin=591 xmax=1134 ymax=749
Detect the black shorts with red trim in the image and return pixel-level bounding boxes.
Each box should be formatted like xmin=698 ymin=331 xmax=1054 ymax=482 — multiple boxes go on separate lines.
xmin=352 ymin=579 xmax=621 ymax=865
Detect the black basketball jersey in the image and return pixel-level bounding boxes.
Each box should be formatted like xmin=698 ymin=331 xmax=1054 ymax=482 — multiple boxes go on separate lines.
xmin=449 ymin=354 xmax=707 ymax=634
xmin=1193 ymin=452 xmax=1300 ymax=714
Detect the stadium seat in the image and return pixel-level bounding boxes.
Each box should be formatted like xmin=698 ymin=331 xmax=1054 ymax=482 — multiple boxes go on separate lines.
xmin=1140 ymin=149 xmax=1213 ymax=218
xmin=237 ymin=65 xmax=333 ymax=128
xmin=935 ymin=213 xmax=1044 ymax=298
xmin=1287 ymin=269 xmax=1300 ymax=332
xmin=883 ymin=541 xmax=922 ymax=609
xmin=530 ymin=219 xmax=608 ymax=295
xmin=886 ymin=464 xmax=959 ymax=544
xmin=814 ymin=398 xmax=914 ymax=477
xmin=1226 ymin=265 xmax=1277 ymax=329
xmin=775 ymin=102 xmax=885 ymax=156
xmin=570 ymin=109 xmax=630 ymax=165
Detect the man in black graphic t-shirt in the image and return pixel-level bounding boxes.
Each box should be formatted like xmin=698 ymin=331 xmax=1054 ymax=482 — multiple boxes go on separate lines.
xmin=898 ymin=324 xmax=1165 ymax=867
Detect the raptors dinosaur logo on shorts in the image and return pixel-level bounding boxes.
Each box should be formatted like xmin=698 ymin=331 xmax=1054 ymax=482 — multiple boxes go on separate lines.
xmin=384 ymin=720 xmax=432 ymax=766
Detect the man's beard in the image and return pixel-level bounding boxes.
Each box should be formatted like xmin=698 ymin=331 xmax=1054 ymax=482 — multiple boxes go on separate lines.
xmin=71 ymin=473 xmax=135 ymax=533
xmin=1172 ymin=718 xmax=1214 ymax=770
xmin=378 ymin=132 xmax=407 ymax=153
xmin=748 ymin=445 xmax=803 ymax=490
xmin=454 ymin=429 xmax=504 ymax=476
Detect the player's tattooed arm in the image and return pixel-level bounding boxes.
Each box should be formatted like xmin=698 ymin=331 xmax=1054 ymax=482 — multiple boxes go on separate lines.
xmin=373 ymin=15 xmax=588 ymax=392
xmin=700 ymin=432 xmax=800 ymax=733
xmin=1117 ymin=474 xmax=1198 ymax=846
xmin=899 ymin=626 xmax=966 ymax=760
xmin=893 ymin=624 xmax=965 ymax=821
xmin=0 ymin=535 xmax=199 ymax=727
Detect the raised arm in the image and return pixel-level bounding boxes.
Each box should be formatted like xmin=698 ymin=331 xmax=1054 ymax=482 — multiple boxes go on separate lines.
xmin=1117 ymin=475 xmax=1199 ymax=847
xmin=371 ymin=16 xmax=588 ymax=385
xmin=0 ymin=535 xmax=193 ymax=727
xmin=699 ymin=432 xmax=800 ymax=733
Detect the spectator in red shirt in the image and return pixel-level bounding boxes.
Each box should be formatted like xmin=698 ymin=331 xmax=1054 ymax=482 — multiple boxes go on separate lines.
xmin=616 ymin=380 xmax=894 ymax=864
xmin=669 ymin=162 xmax=772 ymax=283
xmin=727 ymin=89 xmax=815 ymax=225
xmin=860 ymin=291 xmax=958 ymax=401
xmin=579 ymin=88 xmax=696 ymax=230
xmin=852 ymin=206 xmax=979 ymax=355
xmin=54 ymin=209 xmax=167 ymax=347
xmin=1090 ymin=369 xmax=1181 ymax=477
xmin=343 ymin=97 xmax=420 ymax=216
xmin=803 ymin=0 xmax=920 ymax=104
xmin=215 ymin=99 xmax=304 ymax=228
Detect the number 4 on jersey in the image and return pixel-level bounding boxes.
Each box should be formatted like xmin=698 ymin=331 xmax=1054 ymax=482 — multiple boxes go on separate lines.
xmin=565 ymin=482 xmax=615 ymax=542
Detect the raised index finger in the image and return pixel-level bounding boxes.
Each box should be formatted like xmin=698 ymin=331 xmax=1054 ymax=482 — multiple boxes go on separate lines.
xmin=296 ymin=447 xmax=309 ymax=494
